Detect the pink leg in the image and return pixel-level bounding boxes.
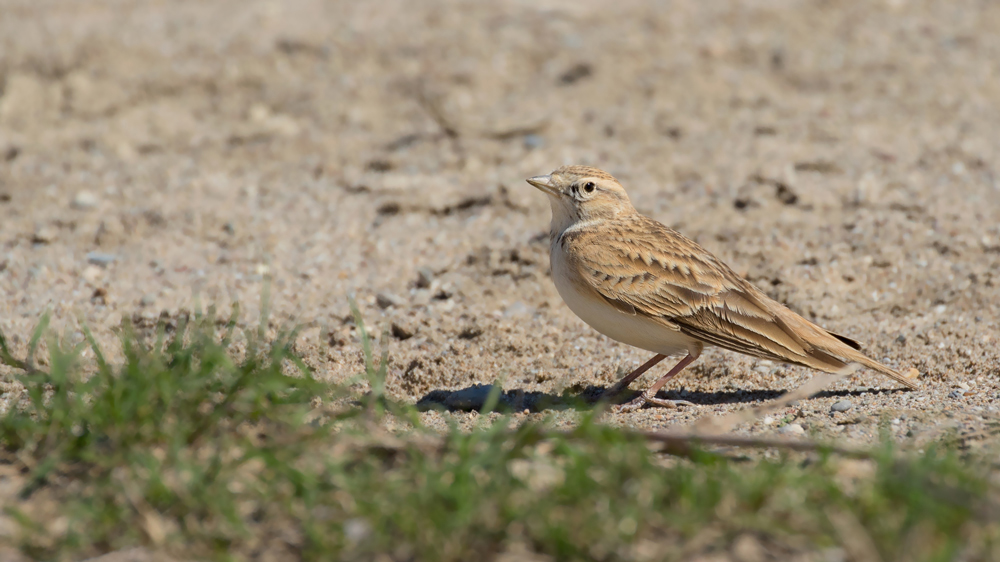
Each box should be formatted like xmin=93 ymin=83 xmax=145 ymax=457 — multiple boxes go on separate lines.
xmin=598 ymin=354 xmax=667 ymax=401
xmin=615 ymin=353 xmax=698 ymax=412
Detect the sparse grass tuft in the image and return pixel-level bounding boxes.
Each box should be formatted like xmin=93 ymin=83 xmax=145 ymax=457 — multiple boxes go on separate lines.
xmin=0 ymin=305 xmax=339 ymax=559
xmin=0 ymin=303 xmax=996 ymax=561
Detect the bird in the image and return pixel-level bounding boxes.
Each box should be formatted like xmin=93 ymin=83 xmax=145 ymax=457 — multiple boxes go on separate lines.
xmin=526 ymin=165 xmax=918 ymax=411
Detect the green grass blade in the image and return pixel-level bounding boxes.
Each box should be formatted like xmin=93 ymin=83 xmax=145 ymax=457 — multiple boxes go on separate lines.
xmin=0 ymin=327 xmax=26 ymax=370
xmin=26 ymin=311 xmax=51 ymax=372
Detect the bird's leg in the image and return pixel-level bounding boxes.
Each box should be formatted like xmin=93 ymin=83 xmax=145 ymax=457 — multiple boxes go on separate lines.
xmin=614 ymin=353 xmax=698 ymax=412
xmin=598 ymin=353 xmax=667 ymax=402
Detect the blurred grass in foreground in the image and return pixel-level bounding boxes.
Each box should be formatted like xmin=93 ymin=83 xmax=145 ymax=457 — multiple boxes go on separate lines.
xmin=0 ymin=301 xmax=995 ymax=561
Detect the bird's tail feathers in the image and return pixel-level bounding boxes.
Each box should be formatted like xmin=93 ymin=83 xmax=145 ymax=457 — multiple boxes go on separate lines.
xmin=840 ymin=348 xmax=919 ymax=390
xmin=768 ymin=302 xmax=919 ymax=390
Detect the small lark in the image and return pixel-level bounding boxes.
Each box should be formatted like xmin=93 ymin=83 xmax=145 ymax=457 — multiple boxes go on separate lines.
xmin=527 ymin=165 xmax=918 ymax=411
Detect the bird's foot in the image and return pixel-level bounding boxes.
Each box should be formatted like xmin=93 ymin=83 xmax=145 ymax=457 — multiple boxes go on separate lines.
xmin=647 ymin=397 xmax=695 ymax=409
xmin=612 ymin=393 xmax=695 ymax=413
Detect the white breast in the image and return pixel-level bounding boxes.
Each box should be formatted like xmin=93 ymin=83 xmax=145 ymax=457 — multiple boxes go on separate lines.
xmin=549 ymin=241 xmax=695 ymax=357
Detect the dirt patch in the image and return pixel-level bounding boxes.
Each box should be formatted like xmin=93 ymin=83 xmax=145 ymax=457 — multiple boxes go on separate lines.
xmin=0 ymin=0 xmax=998 ymax=448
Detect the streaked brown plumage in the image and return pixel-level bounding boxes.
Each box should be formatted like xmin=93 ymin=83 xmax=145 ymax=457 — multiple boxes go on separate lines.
xmin=527 ymin=165 xmax=918 ymax=410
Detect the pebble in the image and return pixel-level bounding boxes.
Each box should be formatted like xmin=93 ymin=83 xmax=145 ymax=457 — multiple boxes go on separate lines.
xmin=457 ymin=324 xmax=483 ymax=339
xmin=503 ymin=301 xmax=533 ymax=318
xmin=32 ymin=225 xmax=58 ymax=244
xmin=778 ymin=423 xmax=805 ymax=435
xmin=947 ymin=390 xmax=965 ymax=399
xmin=71 ymin=190 xmax=99 ymax=209
xmin=87 ymin=252 xmax=117 ymax=266
xmin=140 ymin=294 xmax=156 ymax=307
xmin=375 ymin=292 xmax=405 ymax=309
xmin=415 ymin=267 xmax=434 ymax=288
xmin=82 ymin=265 xmax=103 ymax=283
xmin=434 ymin=283 xmax=455 ymax=300
xmin=412 ymin=289 xmax=432 ymax=307
xmin=390 ymin=320 xmax=415 ymax=340
xmin=523 ymin=134 xmax=544 ymax=150
xmin=831 ymin=400 xmax=853 ymax=413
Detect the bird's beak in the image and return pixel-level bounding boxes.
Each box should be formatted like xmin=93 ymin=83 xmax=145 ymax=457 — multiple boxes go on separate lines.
xmin=526 ymin=175 xmax=560 ymax=196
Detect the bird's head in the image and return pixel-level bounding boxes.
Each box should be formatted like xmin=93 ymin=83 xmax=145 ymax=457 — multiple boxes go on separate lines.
xmin=526 ymin=165 xmax=634 ymax=229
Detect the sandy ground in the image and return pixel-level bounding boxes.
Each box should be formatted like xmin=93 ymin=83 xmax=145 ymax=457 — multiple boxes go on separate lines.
xmin=1 ymin=0 xmax=998 ymax=450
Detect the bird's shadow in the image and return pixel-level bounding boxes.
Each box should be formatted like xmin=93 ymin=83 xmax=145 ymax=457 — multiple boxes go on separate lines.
xmin=416 ymin=383 xmax=903 ymax=414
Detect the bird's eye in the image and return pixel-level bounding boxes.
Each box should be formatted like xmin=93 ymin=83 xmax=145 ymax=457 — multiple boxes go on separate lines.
xmin=583 ymin=182 xmax=596 ymax=193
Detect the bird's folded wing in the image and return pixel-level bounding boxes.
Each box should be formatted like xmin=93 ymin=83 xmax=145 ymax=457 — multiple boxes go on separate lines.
xmin=564 ymin=220 xmax=824 ymax=364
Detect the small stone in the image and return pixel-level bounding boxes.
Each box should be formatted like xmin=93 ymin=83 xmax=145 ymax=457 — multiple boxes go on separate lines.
xmin=415 ymin=267 xmax=434 ymax=288
xmin=71 ymin=190 xmax=99 ymax=209
xmin=86 ymin=252 xmax=116 ymax=266
xmin=831 ymin=400 xmax=853 ymax=413
xmin=82 ymin=265 xmax=103 ymax=283
xmin=390 ymin=320 xmax=415 ymax=340
xmin=905 ymin=367 xmax=920 ymax=380
xmin=503 ymin=301 xmax=533 ymax=318
xmin=895 ymin=334 xmax=906 ymax=345
xmin=457 ymin=324 xmax=483 ymax=339
xmin=778 ymin=423 xmax=805 ymax=435
xmin=140 ymin=294 xmax=156 ymax=307
xmin=434 ymin=283 xmax=454 ymax=300
xmin=412 ymin=289 xmax=432 ymax=307
xmin=836 ymin=415 xmax=865 ymax=426
xmin=32 ymin=225 xmax=58 ymax=244
xmin=948 ymin=390 xmax=964 ymax=399
xmin=376 ymin=292 xmax=405 ymax=309
xmin=523 ymin=134 xmax=544 ymax=150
